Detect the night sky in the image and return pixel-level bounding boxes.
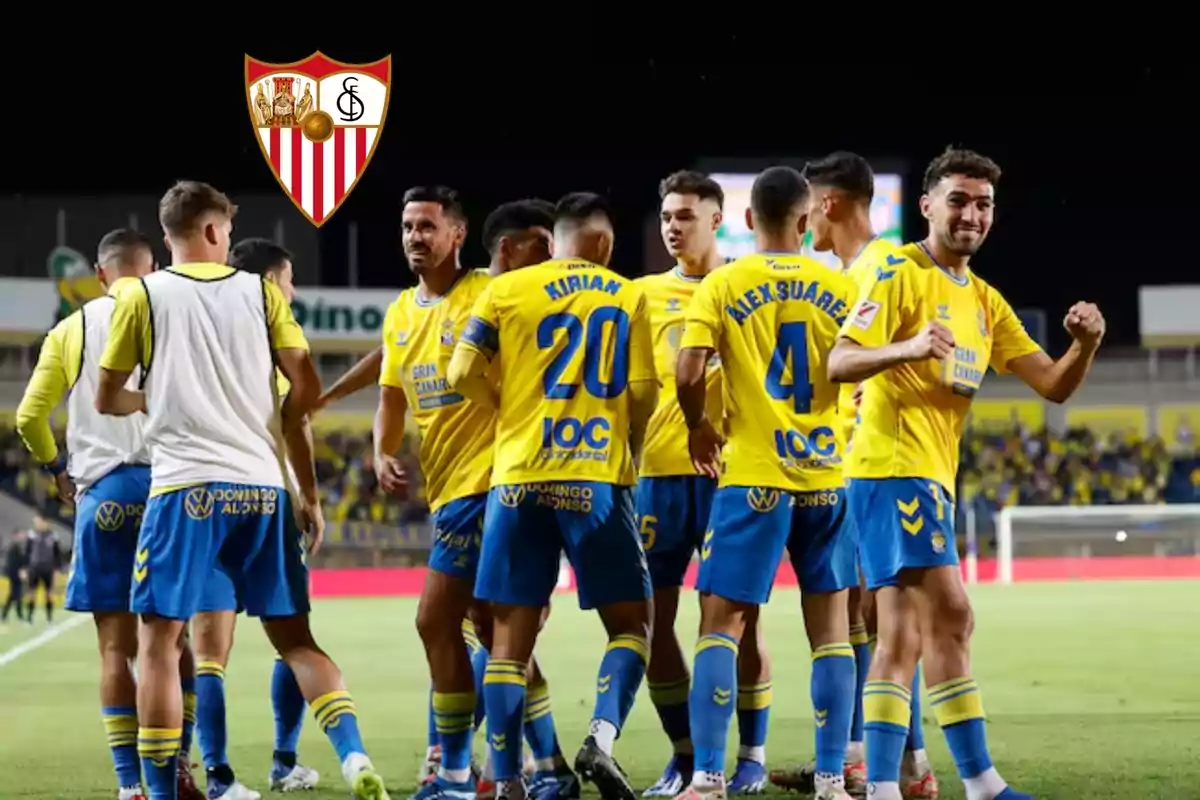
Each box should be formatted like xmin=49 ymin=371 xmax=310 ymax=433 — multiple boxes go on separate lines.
xmin=7 ymin=51 xmax=1196 ymax=354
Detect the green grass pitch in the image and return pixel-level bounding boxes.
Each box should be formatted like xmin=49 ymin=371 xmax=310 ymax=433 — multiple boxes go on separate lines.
xmin=1 ymin=581 xmax=1197 ymax=799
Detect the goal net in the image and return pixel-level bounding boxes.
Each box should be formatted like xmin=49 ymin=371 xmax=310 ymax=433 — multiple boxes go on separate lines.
xmin=992 ymin=504 xmax=1200 ymax=584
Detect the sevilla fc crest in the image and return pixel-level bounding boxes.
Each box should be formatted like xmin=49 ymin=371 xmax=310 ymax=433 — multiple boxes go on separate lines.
xmin=245 ymin=52 xmax=391 ymax=227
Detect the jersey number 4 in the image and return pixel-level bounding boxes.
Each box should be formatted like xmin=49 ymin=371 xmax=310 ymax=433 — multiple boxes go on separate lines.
xmin=538 ymin=308 xmax=630 ymax=399
xmin=765 ymin=321 xmax=814 ymax=413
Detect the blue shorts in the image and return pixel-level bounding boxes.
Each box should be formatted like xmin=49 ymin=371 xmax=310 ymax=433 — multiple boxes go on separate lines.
xmin=850 ymin=477 xmax=956 ymax=590
xmin=697 ymin=486 xmax=856 ymax=605
xmin=131 ymin=483 xmax=310 ymax=621
xmin=475 ymin=481 xmax=652 ymax=611
xmin=65 ymin=465 xmax=151 ymax=614
xmin=636 ymin=475 xmax=716 ymax=590
xmin=428 ymin=493 xmax=487 ymax=580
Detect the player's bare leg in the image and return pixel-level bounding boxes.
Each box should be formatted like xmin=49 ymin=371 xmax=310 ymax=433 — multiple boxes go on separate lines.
xmin=455 ymin=604 xmax=569 ymax=800
xmin=482 ymin=603 xmax=547 ymax=800
xmin=576 ymin=598 xmax=653 ymax=800
xmin=193 ymin=611 xmax=260 ymax=800
xmin=413 ymin=571 xmax=481 ymax=800
xmin=729 ymin=609 xmax=769 ymax=795
xmin=135 ymin=614 xmax=190 ymax=800
xmin=859 ymin=580 xmax=934 ymax=799
xmin=178 ymin=630 xmax=205 ymax=800
xmin=95 ymin=612 xmax=146 ymax=800
xmin=800 ymin=589 xmax=855 ymax=800
xmin=262 ymin=615 xmax=389 ymax=799
xmin=904 ymin=568 xmax=1024 ymax=800
xmin=644 ymin=585 xmax=693 ymax=797
xmin=771 ymin=585 xmax=868 ymax=797
xmin=673 ymin=591 xmax=754 ymax=800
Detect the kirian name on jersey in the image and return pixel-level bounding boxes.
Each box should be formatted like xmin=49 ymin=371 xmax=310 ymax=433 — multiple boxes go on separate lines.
xmin=544 ymin=271 xmax=623 ymax=301
xmin=726 ymin=277 xmax=848 ymax=327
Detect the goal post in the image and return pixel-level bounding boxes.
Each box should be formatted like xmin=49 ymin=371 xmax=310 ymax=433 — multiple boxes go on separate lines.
xmin=994 ymin=503 xmax=1200 ymax=584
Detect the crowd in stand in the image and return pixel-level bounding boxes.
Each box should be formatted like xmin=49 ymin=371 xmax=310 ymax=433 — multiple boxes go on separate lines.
xmin=959 ymin=424 xmax=1200 ymax=515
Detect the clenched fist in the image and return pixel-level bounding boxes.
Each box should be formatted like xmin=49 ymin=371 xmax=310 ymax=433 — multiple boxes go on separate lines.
xmin=1063 ymin=302 xmax=1105 ymax=349
xmin=904 ymin=320 xmax=955 ymax=361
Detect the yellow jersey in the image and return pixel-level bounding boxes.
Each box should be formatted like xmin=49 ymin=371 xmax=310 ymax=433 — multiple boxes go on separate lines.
xmin=837 ymin=239 xmax=903 ymax=446
xmin=636 ymin=267 xmax=724 ymax=477
xmin=458 ymin=258 xmax=655 ymax=487
xmin=680 ymin=253 xmax=858 ymax=492
xmin=379 ymin=269 xmax=496 ymax=511
xmin=840 ymin=242 xmax=1043 ymax=495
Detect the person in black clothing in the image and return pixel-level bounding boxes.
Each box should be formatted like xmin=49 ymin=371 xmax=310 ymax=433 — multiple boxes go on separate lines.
xmin=2 ymin=527 xmax=28 ymax=623
xmin=24 ymin=514 xmax=62 ymax=623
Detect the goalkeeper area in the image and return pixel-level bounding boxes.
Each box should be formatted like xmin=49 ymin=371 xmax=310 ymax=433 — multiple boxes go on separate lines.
xmin=1 ymin=582 xmax=1198 ymax=799
xmin=983 ymin=502 xmax=1200 ymax=583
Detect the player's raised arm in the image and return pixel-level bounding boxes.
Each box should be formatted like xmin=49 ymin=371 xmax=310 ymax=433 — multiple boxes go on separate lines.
xmin=95 ymin=283 xmax=149 ymax=416
xmin=374 ymin=301 xmax=411 ymax=498
xmin=676 ymin=276 xmax=725 ymax=478
xmin=316 ymin=345 xmax=383 ymax=410
xmin=626 ymin=291 xmax=659 ymax=460
xmin=993 ymin=292 xmax=1104 ymax=404
xmin=447 ymin=283 xmax=500 ymax=409
xmin=827 ymin=268 xmax=953 ymax=383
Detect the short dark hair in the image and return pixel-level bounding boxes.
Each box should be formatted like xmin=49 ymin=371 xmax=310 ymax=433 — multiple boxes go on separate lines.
xmin=802 ymin=152 xmax=874 ymax=202
xmin=402 ymin=185 xmax=466 ymax=222
xmin=229 ymin=237 xmax=293 ymax=275
xmin=158 ymin=180 xmax=237 ymax=237
xmin=750 ymin=166 xmax=809 ymax=232
xmin=658 ymin=170 xmax=725 ymax=209
xmin=923 ymin=146 xmax=1002 ymax=193
xmin=554 ymin=192 xmax=612 ymax=227
xmin=96 ymin=228 xmax=153 ymax=266
xmin=481 ymin=199 xmax=556 ymax=255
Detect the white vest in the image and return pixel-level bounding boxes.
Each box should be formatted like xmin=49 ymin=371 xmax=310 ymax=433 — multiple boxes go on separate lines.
xmin=140 ymin=270 xmax=286 ymax=491
xmin=66 ymin=297 xmax=149 ymax=497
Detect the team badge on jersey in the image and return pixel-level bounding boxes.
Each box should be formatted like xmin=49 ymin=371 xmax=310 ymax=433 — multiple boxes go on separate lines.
xmin=245 ymin=52 xmax=392 ymax=227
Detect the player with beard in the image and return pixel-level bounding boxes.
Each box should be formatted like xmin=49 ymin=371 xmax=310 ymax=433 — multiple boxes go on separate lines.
xmin=829 ymin=148 xmax=1104 ymax=800
xmin=769 ymin=151 xmax=938 ymax=798
xmin=376 ymin=190 xmax=575 ymax=800
xmin=637 ymin=171 xmax=772 ymax=797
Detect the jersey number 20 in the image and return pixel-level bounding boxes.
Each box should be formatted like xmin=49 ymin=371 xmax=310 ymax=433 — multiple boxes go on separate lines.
xmin=537 ymin=308 xmax=630 ymax=399
xmin=765 ymin=321 xmax=814 ymax=413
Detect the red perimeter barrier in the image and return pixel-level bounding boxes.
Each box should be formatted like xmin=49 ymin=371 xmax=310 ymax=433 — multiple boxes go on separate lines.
xmin=309 ymin=555 xmax=1200 ymax=598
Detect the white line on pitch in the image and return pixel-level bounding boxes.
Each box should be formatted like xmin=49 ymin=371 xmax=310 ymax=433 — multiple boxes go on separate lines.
xmin=0 ymin=614 xmax=89 ymax=668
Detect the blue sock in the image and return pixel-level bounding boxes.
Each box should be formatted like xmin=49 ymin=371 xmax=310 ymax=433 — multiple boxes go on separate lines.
xmin=930 ymin=677 xmax=993 ymax=779
xmin=483 ymin=659 xmax=527 ymax=781
xmin=426 ymin=688 xmax=438 ymax=748
xmin=463 ymin=624 xmax=490 ymax=730
xmin=849 ymin=624 xmax=870 ymax=749
xmin=138 ymin=726 xmax=181 ymax=800
xmin=907 ymin=664 xmax=926 ymax=752
xmin=647 ymin=678 xmax=692 ymax=752
xmin=524 ymin=678 xmax=562 ymax=768
xmin=863 ymin=680 xmax=910 ymax=783
xmin=690 ymin=633 xmax=739 ymax=775
xmin=433 ymin=691 xmax=476 ymax=775
xmin=312 ymin=689 xmax=366 ymax=762
xmin=736 ymin=680 xmax=771 ymax=759
xmin=102 ymin=705 xmax=141 ymax=789
xmin=811 ymin=644 xmax=856 ymax=776
xmin=271 ymin=656 xmax=306 ymax=760
xmin=195 ymin=661 xmax=228 ymax=769
xmin=592 ymin=634 xmax=649 ymax=731
xmin=181 ymin=675 xmax=196 ymax=762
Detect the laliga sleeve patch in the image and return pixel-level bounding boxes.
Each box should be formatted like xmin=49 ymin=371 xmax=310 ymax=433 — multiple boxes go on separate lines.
xmin=851 ymin=300 xmax=880 ymax=330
